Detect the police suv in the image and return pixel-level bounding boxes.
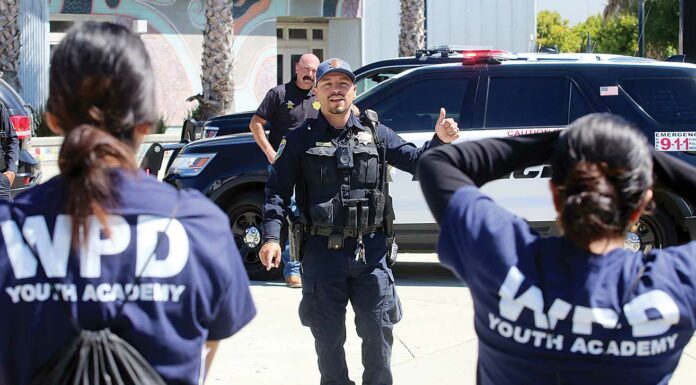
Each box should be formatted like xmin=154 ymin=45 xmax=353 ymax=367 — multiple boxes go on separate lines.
xmin=143 ymin=50 xmax=696 ymax=280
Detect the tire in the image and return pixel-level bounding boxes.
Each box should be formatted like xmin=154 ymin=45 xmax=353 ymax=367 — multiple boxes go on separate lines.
xmin=626 ymin=207 xmax=679 ymax=254
xmin=225 ymin=191 xmax=286 ymax=281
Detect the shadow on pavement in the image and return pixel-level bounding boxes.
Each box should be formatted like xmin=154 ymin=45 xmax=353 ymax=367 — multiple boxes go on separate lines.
xmin=248 ymin=261 xmax=466 ymax=288
xmin=393 ymin=261 xmax=466 ymax=288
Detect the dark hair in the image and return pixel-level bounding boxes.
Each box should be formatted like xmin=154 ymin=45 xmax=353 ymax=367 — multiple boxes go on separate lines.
xmin=551 ymin=113 xmax=653 ymax=247
xmin=47 ymin=21 xmax=156 ymax=246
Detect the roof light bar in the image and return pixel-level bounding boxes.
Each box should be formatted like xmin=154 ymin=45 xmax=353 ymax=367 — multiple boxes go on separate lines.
xmin=461 ymin=49 xmax=512 ymax=64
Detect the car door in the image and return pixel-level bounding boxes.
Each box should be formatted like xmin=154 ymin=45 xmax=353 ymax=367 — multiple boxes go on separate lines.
xmin=468 ymin=70 xmax=594 ymax=227
xmin=359 ymin=72 xmax=476 ymax=224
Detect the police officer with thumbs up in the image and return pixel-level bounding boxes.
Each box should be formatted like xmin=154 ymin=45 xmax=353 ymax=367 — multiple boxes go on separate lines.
xmin=259 ymin=57 xmax=459 ymax=385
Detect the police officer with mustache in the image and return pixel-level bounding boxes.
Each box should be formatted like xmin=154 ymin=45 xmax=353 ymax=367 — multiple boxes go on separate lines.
xmin=250 ymin=53 xmax=321 ymax=288
xmin=260 ymin=58 xmax=460 ymax=385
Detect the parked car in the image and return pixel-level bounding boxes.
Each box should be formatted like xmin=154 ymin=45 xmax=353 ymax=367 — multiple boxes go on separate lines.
xmin=0 ymin=77 xmax=42 ymax=196
xmin=142 ymin=50 xmax=696 ymax=280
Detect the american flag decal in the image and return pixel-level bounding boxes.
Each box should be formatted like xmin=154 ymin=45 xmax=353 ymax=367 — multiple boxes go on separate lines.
xmin=600 ymin=86 xmax=619 ymax=96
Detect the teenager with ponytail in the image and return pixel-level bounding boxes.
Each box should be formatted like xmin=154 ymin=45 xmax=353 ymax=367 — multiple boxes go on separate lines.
xmin=419 ymin=113 xmax=696 ymax=385
xmin=0 ymin=22 xmax=255 ymax=385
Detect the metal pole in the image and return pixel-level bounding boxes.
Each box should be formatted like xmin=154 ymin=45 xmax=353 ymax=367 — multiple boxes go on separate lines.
xmin=638 ymin=0 xmax=645 ymax=57
xmin=680 ymin=0 xmax=684 ymax=54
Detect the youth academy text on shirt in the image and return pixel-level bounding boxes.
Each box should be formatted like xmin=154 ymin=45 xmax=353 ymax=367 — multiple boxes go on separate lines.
xmin=2 ymin=214 xmax=188 ymax=304
xmin=490 ymin=266 xmax=680 ymax=358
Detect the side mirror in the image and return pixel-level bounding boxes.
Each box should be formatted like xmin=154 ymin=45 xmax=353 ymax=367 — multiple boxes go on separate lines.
xmin=139 ymin=142 xmax=165 ymax=177
xmin=181 ymin=118 xmax=199 ymax=142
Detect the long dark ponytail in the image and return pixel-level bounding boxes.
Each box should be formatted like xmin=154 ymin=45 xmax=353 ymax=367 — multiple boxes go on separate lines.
xmin=551 ymin=114 xmax=653 ymax=247
xmin=47 ymin=21 xmax=156 ymax=246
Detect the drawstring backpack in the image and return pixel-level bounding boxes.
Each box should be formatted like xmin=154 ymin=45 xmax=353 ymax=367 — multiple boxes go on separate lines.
xmin=27 ymin=196 xmax=180 ymax=385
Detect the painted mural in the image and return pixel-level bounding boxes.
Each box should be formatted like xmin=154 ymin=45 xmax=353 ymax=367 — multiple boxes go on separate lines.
xmin=48 ymin=0 xmax=362 ymax=124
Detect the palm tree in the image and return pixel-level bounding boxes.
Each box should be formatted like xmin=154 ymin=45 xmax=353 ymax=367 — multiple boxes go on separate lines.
xmin=604 ymin=0 xmax=637 ymax=18
xmin=0 ymin=0 xmax=21 ymax=91
xmin=197 ymin=0 xmax=235 ymax=120
xmin=399 ymin=0 xmax=425 ymax=57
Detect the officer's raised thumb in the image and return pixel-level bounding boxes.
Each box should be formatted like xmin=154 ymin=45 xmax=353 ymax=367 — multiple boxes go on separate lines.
xmin=438 ymin=108 xmax=446 ymax=125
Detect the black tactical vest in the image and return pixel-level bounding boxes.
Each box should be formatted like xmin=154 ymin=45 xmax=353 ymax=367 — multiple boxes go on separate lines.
xmin=300 ymin=124 xmax=386 ymax=235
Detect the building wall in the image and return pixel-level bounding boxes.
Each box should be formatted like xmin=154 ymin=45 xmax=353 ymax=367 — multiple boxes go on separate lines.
xmin=47 ymin=0 xmax=361 ymax=122
xmin=426 ymin=0 xmax=536 ymax=53
xmin=40 ymin=0 xmax=535 ymax=125
xmin=362 ymin=0 xmax=399 ymax=64
xmin=19 ymin=1 xmax=49 ymax=112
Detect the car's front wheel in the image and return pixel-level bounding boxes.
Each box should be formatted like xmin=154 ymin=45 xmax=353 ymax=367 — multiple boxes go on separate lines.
xmin=226 ymin=191 xmax=285 ymax=281
xmin=625 ymin=207 xmax=679 ymax=253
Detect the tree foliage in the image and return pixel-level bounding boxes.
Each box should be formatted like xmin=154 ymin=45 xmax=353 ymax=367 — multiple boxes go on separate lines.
xmin=596 ymin=14 xmax=639 ymax=55
xmin=537 ymin=0 xmax=679 ymax=59
xmin=643 ymin=0 xmax=679 ymax=58
xmin=572 ymin=15 xmax=603 ymax=52
xmin=537 ymin=11 xmax=580 ymax=52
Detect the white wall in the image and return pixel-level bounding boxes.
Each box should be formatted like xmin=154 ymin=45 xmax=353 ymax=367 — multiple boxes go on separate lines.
xmin=362 ymin=0 xmax=400 ymax=66
xmin=328 ymin=18 xmax=363 ymax=70
xmin=425 ymin=0 xmax=536 ymax=53
xmin=19 ymin=0 xmax=50 ymax=112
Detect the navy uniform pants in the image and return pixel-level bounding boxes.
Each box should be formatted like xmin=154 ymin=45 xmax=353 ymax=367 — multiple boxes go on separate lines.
xmin=299 ymin=232 xmax=402 ymax=385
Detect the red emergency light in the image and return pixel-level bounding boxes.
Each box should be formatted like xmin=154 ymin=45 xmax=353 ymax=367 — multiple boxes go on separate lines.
xmin=9 ymin=115 xmax=31 ymax=139
xmin=461 ymin=49 xmax=511 ymax=64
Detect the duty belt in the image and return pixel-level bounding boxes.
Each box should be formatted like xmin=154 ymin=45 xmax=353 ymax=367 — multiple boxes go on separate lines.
xmin=308 ymin=225 xmax=378 ymax=238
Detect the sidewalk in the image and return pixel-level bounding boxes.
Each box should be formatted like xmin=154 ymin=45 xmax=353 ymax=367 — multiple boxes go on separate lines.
xmin=207 ymin=254 xmax=696 ymax=385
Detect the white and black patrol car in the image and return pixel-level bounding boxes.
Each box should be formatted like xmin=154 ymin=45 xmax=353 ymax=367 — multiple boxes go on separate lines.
xmin=142 ymin=49 xmax=696 ymax=280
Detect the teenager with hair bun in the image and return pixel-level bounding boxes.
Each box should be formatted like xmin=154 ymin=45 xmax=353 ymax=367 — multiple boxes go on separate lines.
xmin=419 ymin=113 xmax=696 ymax=385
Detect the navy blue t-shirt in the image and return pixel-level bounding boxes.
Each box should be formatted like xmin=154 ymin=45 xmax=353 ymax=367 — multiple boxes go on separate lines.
xmin=0 ymin=170 xmax=256 ymax=385
xmin=439 ymin=186 xmax=696 ymax=385
xmin=255 ymin=80 xmax=319 ymax=150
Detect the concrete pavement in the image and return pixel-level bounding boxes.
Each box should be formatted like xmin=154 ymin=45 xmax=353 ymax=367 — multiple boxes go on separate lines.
xmin=207 ymin=254 xmax=696 ymax=385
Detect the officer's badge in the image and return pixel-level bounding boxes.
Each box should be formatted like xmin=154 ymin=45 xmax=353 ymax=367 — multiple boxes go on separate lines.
xmin=356 ymin=132 xmax=373 ymax=144
xmin=275 ymin=139 xmax=286 ymax=161
xmin=329 ymin=58 xmax=340 ymax=68
xmin=286 ymin=101 xmax=295 ymax=109
xmin=312 ymin=100 xmax=321 ymax=110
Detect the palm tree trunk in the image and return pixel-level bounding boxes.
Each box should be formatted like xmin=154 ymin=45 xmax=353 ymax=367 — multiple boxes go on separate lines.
xmin=0 ymin=0 xmax=22 ymax=92
xmin=199 ymin=0 xmax=235 ymax=120
xmin=604 ymin=0 xmax=637 ymax=19
xmin=399 ymin=0 xmax=426 ymax=57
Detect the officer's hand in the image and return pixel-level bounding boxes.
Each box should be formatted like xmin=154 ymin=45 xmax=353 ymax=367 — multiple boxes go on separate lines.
xmin=434 ymin=107 xmax=460 ymax=144
xmin=259 ymin=241 xmax=282 ymax=270
xmin=3 ymin=171 xmax=15 ymax=186
xmin=265 ymin=149 xmax=277 ymax=164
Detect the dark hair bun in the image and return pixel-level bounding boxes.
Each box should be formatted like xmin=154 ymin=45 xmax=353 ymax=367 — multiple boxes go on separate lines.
xmin=551 ymin=113 xmax=653 ymax=247
xmin=560 ymin=161 xmax=623 ymax=243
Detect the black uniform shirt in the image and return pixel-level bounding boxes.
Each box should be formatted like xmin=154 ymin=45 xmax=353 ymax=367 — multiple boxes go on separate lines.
xmin=255 ymin=79 xmax=319 ymax=150
xmin=262 ymin=112 xmax=444 ymax=242
xmin=0 ymin=102 xmax=19 ymax=174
